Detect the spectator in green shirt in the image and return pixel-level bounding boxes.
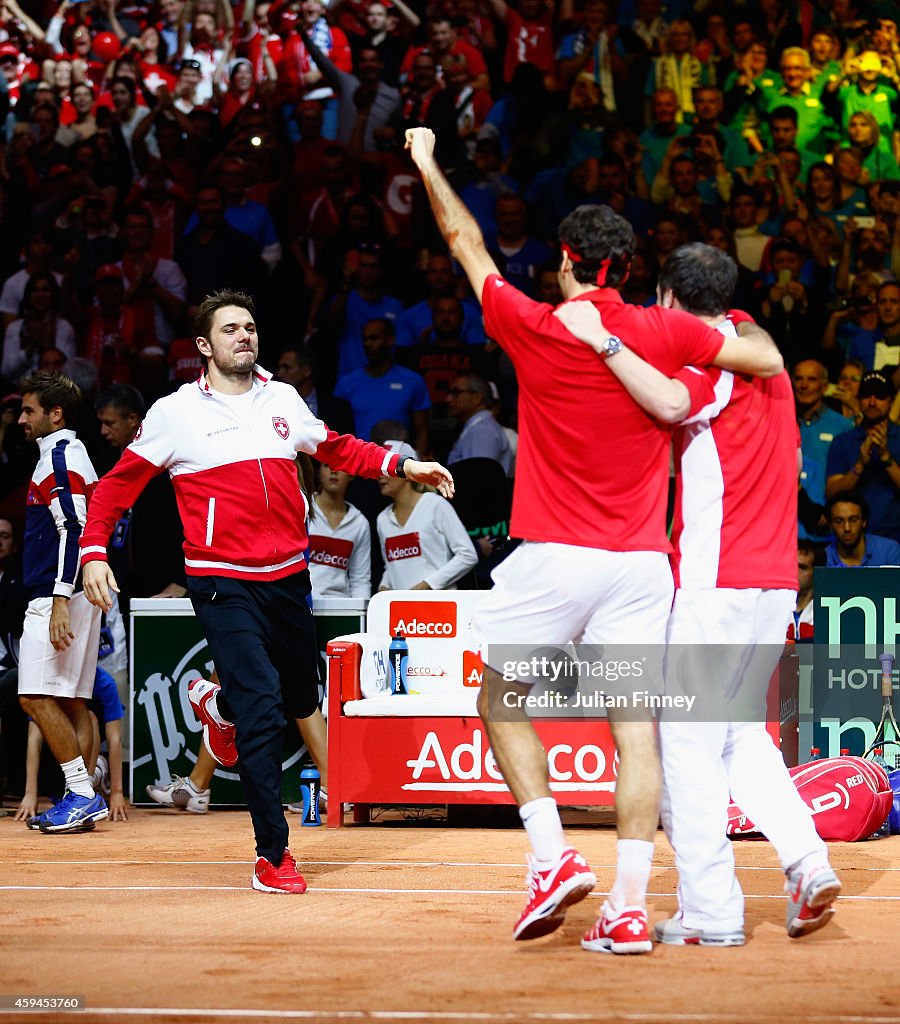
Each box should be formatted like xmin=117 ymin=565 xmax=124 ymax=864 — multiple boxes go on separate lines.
xmin=760 ymin=47 xmax=838 ymax=155
xmin=722 ymin=40 xmax=780 ymax=139
xmin=847 ymin=110 xmax=900 ymax=181
xmin=830 ymin=49 xmax=899 ymax=139
xmin=809 ymin=27 xmax=843 ymax=97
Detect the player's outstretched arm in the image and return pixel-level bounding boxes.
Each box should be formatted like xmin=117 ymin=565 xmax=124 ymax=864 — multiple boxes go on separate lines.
xmin=82 ymin=560 xmax=121 ymax=614
xmin=554 ymin=303 xmax=692 ymax=423
xmin=403 ymin=459 xmax=455 ymax=499
xmin=712 ymin=314 xmax=783 ymax=378
xmin=405 ymin=128 xmax=501 ymax=303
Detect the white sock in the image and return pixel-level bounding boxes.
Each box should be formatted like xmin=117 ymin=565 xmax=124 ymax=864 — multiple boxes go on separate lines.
xmin=61 ymin=756 xmax=94 ymax=799
xmin=608 ymin=839 xmax=654 ymax=910
xmin=204 ymin=687 xmax=232 ymax=727
xmin=186 ymin=778 xmax=206 ymax=794
xmin=520 ymin=797 xmax=566 ymax=863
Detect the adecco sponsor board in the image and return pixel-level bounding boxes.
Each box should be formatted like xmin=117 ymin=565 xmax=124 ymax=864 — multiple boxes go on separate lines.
xmin=328 ymin=717 xmax=619 ymax=809
xmin=406 ymin=728 xmax=617 ymax=789
xmin=389 ymin=600 xmax=458 ymax=637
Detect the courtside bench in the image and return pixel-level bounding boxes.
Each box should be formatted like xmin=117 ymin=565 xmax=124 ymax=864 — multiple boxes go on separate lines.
xmin=325 ymin=591 xmax=622 ymax=827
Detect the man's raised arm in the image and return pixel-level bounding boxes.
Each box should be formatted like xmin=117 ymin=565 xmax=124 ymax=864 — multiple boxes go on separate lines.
xmin=404 ymin=128 xmax=501 ymax=302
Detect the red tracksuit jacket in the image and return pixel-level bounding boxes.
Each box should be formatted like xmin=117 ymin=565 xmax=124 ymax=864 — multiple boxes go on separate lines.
xmin=81 ymin=366 xmax=400 ymax=581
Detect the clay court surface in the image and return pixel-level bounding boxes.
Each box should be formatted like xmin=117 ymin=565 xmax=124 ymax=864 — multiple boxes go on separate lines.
xmin=1 ymin=805 xmax=897 ymax=1024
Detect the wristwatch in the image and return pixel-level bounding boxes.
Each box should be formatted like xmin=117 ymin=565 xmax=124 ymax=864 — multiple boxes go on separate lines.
xmin=600 ymin=335 xmax=623 ymax=358
xmin=395 ymin=455 xmax=410 ymax=478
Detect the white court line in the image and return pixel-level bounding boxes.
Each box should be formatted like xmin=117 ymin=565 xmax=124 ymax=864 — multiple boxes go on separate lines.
xmin=10 ymin=859 xmax=898 ymax=873
xmin=12 ymin=860 xmax=531 ymax=868
xmin=2 ymin=1009 xmax=900 ymax=1023
xmin=0 ymin=884 xmax=894 ymax=901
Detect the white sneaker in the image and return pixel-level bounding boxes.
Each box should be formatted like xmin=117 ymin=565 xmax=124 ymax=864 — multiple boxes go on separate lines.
xmin=654 ymin=914 xmax=745 ymax=947
xmin=146 ymin=776 xmax=210 ymax=814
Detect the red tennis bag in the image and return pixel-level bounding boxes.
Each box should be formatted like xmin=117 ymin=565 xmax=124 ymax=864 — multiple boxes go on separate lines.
xmin=727 ymin=756 xmax=893 ymax=842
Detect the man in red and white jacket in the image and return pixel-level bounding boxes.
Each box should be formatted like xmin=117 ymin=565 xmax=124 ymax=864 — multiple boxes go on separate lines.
xmin=81 ymin=288 xmax=453 ymax=894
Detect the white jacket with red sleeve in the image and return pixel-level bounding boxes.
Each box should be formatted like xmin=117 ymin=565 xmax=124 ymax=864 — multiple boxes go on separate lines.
xmin=80 ymin=367 xmax=401 ymax=582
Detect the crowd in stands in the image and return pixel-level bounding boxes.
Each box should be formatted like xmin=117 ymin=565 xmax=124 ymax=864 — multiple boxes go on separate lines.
xmin=5 ymin=0 xmax=900 ymax=588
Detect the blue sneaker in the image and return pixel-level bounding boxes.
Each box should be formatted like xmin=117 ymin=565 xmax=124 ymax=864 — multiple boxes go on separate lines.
xmin=39 ymin=791 xmax=108 ymax=833
xmin=26 ymin=812 xmax=94 ymax=832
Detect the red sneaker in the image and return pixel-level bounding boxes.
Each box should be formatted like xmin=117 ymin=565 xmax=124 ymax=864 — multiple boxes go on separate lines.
xmin=188 ymin=678 xmax=238 ymax=767
xmin=252 ymin=849 xmax=308 ymax=894
xmin=582 ymin=902 xmax=653 ymax=955
xmin=513 ymin=847 xmax=597 ymax=941
xmin=785 ymin=865 xmax=841 ymax=938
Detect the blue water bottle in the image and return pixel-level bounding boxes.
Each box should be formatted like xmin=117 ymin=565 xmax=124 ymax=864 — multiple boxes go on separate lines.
xmin=389 ymin=630 xmax=409 ymax=695
xmin=299 ymin=766 xmax=321 ymax=826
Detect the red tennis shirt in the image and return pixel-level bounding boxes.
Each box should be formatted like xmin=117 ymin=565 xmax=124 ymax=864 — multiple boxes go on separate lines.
xmin=481 ymin=276 xmax=725 ymax=553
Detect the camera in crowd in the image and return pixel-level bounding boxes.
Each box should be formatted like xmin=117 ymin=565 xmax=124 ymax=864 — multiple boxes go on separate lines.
xmin=825 ymin=295 xmax=874 ymax=313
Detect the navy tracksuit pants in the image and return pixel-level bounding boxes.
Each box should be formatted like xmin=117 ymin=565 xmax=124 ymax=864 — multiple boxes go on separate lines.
xmin=187 ymin=569 xmax=319 ymax=864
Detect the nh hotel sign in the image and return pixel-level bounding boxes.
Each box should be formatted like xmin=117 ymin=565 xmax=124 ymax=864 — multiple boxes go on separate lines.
xmin=813 ymin=568 xmax=900 ymax=766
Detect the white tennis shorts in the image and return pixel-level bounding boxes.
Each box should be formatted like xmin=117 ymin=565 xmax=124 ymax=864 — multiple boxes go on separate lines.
xmin=473 ymin=541 xmax=673 ymax=661
xmin=18 ymin=592 xmax=102 ymax=700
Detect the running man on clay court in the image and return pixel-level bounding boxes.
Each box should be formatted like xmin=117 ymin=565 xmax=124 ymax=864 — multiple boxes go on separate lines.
xmin=404 ymin=126 xmax=784 ymax=952
xmin=557 ymin=243 xmax=842 ymax=944
xmin=81 ymin=289 xmax=455 ymax=894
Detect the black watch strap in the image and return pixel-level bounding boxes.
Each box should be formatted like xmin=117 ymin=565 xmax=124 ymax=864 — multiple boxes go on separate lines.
xmin=395 ymin=455 xmax=410 ymax=478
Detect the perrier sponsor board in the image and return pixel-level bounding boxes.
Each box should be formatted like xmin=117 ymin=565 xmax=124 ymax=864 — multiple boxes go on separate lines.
xmin=130 ymin=599 xmax=364 ymax=806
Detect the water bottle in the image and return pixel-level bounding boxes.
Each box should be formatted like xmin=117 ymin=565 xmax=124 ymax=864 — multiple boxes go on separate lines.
xmin=299 ymin=766 xmax=321 ymax=826
xmin=809 ymin=747 xmax=821 ymax=761
xmin=389 ymin=630 xmax=409 ymax=695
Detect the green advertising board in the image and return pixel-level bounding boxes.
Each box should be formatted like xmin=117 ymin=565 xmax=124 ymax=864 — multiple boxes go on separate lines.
xmin=129 ymin=598 xmax=365 ymax=806
xmin=812 ymin=568 xmax=900 ymax=767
